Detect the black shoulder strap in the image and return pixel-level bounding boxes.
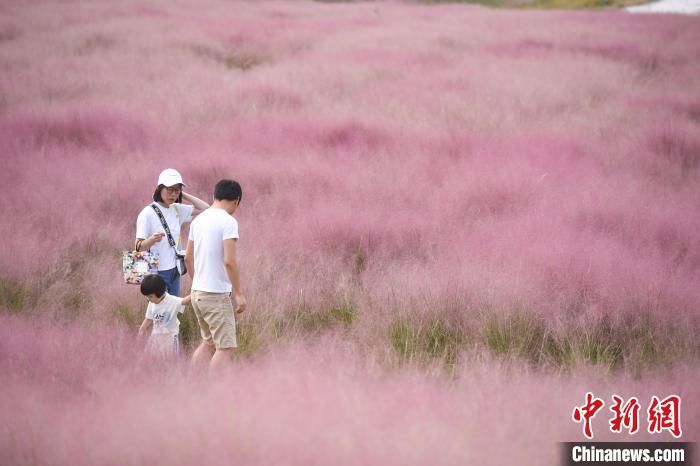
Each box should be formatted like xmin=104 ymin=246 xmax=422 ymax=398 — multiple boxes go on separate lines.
xmin=151 ymin=204 xmax=177 ymax=248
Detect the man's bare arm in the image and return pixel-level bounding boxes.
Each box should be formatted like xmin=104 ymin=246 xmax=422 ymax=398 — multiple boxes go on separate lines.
xmin=184 ymin=239 xmax=194 ymax=278
xmin=223 ymin=238 xmax=246 ymax=313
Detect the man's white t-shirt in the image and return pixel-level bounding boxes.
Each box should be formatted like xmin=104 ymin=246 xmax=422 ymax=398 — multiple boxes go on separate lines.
xmin=145 ymin=293 xmax=186 ymax=336
xmin=189 ymin=208 xmax=239 ymax=293
xmin=136 ymin=203 xmax=194 ymax=270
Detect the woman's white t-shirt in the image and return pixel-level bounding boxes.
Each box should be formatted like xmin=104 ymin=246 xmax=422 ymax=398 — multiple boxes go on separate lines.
xmin=136 ymin=203 xmax=194 ymax=270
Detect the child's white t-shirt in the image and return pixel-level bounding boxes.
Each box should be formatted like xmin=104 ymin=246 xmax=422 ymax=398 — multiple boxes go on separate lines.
xmin=145 ymin=293 xmax=186 ymax=336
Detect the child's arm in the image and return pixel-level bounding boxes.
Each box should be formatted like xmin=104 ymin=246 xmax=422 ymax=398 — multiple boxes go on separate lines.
xmin=138 ymin=318 xmax=153 ymax=337
xmin=181 ymin=294 xmax=191 ymax=306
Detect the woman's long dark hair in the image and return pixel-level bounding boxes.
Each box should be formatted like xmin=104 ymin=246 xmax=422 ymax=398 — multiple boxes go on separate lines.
xmin=152 ymin=185 xmax=183 ymax=204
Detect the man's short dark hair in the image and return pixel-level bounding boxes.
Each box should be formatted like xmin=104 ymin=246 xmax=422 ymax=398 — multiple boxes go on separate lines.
xmin=214 ymin=179 xmax=242 ymax=203
xmin=152 ymin=185 xmax=183 ymax=204
xmin=140 ymin=274 xmax=167 ymax=297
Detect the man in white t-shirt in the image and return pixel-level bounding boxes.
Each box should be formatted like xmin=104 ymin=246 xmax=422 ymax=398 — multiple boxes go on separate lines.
xmin=185 ymin=179 xmax=247 ymax=376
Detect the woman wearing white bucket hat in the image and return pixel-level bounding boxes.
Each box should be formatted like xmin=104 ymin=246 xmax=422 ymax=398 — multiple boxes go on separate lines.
xmin=134 ymin=168 xmax=210 ymax=296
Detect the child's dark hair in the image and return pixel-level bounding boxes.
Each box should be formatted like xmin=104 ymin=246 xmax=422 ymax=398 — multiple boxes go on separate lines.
xmin=152 ymin=185 xmax=183 ymax=203
xmin=140 ymin=274 xmax=167 ymax=298
xmin=214 ymin=179 xmax=242 ymax=203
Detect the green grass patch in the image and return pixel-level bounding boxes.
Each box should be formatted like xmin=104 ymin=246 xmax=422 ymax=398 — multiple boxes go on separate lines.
xmin=186 ymin=44 xmax=264 ymax=71
xmin=418 ymin=0 xmax=509 ymax=6
xmin=112 ymin=303 xmax=142 ymax=328
xmin=61 ymin=288 xmax=91 ymax=318
xmin=385 ymin=310 xmax=697 ymax=372
xmin=235 ymin=317 xmax=264 ymax=357
xmin=524 ymin=0 xmax=612 ymax=8
xmin=481 ymin=311 xmax=547 ymax=364
xmin=177 ymin=306 xmax=200 ymax=348
xmin=481 ymin=312 xmax=626 ymax=370
xmin=523 ymin=0 xmax=648 ymax=8
xmin=273 ymin=301 xmax=357 ymax=337
xmin=478 ymin=312 xmax=697 ymax=371
xmin=390 ymin=317 xmax=464 ymax=367
xmin=0 ymin=278 xmax=38 ymax=312
xmin=293 ymin=308 xmax=336 ymax=333
xmin=330 ymin=302 xmax=356 ymax=326
xmin=418 ymin=0 xmax=647 ymax=8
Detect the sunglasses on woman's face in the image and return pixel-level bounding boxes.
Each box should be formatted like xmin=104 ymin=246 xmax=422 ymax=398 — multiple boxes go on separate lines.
xmin=164 ymin=186 xmax=182 ymax=194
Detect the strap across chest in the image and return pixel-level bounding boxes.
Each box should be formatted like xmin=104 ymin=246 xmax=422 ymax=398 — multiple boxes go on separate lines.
xmin=151 ymin=203 xmax=181 ymax=249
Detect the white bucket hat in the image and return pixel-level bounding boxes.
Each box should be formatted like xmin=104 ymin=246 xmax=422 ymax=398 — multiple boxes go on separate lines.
xmin=157 ymin=168 xmax=186 ymax=187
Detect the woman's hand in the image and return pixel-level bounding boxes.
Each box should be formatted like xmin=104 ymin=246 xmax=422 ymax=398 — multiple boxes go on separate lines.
xmin=150 ymin=231 xmax=165 ymax=243
xmin=182 ymin=191 xmax=210 ymax=216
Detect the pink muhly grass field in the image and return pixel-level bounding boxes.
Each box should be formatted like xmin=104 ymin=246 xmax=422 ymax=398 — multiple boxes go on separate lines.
xmin=0 ymin=0 xmax=699 ymax=464
xmin=1 ymin=315 xmax=698 ymax=465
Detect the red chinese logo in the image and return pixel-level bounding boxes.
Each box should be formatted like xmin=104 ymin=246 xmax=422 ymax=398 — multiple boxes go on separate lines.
xmin=573 ymin=393 xmax=682 ymax=439
xmin=572 ymin=392 xmax=605 ymax=439
xmin=648 ymin=395 xmax=682 ymax=438
xmin=609 ymin=395 xmax=640 ymax=434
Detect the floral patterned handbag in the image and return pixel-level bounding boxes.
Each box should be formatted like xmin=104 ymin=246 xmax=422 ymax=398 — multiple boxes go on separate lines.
xmin=122 ymin=250 xmax=159 ymax=284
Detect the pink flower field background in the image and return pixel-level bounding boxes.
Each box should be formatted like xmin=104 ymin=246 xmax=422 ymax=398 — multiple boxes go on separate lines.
xmin=0 ymin=0 xmax=698 ymax=464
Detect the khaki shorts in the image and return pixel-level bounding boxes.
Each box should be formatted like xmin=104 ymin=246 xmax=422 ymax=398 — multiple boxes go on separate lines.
xmin=191 ymin=290 xmax=237 ymax=349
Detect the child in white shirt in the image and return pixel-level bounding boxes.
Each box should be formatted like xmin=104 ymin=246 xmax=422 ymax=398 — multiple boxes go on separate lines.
xmin=138 ymin=274 xmax=191 ymax=358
